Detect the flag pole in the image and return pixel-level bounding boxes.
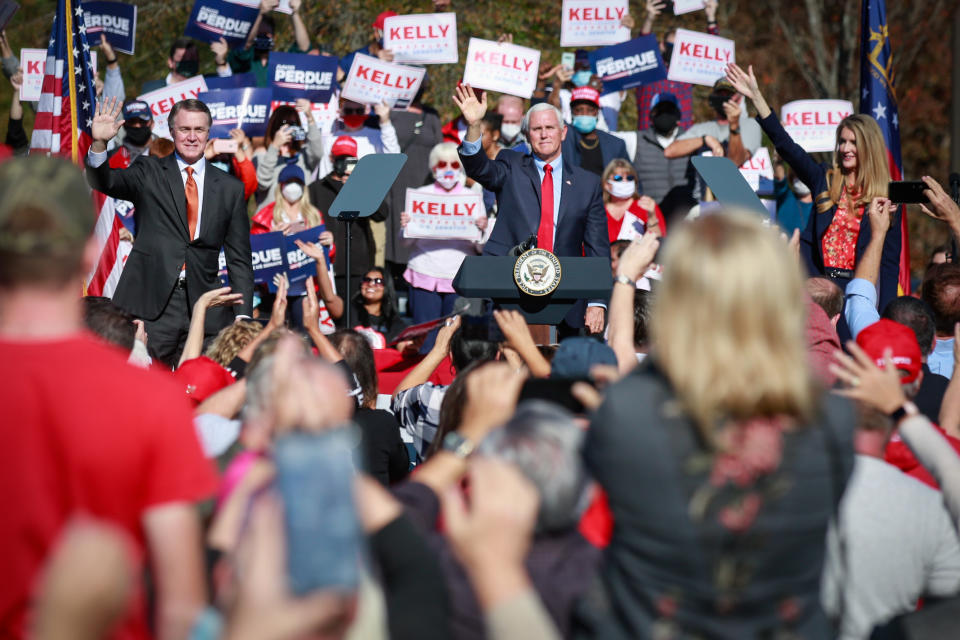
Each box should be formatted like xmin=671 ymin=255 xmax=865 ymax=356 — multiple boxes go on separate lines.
xmin=63 ymin=0 xmax=79 ymax=164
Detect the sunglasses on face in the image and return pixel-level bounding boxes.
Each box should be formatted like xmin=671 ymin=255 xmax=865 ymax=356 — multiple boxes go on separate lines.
xmin=342 ymin=107 xmax=365 ymax=115
xmin=611 ymin=174 xmax=636 ymax=182
xmin=362 ymin=277 xmax=385 ymax=286
xmin=435 ymin=160 xmax=461 ymax=170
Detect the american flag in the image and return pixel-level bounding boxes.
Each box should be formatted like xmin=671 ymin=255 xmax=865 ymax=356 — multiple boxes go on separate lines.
xmin=29 ymin=0 xmax=123 ymax=296
xmin=859 ymin=0 xmax=909 ymax=294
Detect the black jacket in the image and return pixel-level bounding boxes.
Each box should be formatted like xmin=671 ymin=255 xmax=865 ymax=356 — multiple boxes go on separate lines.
xmin=309 ymin=173 xmax=387 ymax=277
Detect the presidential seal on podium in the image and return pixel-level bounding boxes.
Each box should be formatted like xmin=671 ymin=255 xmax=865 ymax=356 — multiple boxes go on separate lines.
xmin=513 ymin=248 xmax=562 ymax=297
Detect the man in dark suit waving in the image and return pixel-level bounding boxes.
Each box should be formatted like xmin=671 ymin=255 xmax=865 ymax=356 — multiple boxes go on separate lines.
xmin=86 ymin=97 xmax=253 ymax=367
xmin=455 ymin=85 xmax=609 ymax=333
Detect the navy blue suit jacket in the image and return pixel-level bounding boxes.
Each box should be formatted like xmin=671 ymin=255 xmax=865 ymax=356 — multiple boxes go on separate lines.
xmin=459 ymin=147 xmax=610 ymax=326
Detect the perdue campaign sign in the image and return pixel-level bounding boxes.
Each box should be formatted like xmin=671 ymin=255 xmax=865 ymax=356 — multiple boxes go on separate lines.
xmin=560 ymin=0 xmax=630 ymax=47
xmin=589 ymin=35 xmax=666 ymax=93
xmin=341 ymin=53 xmax=426 ymax=109
xmin=462 ymin=38 xmax=540 ymax=99
xmin=382 ymin=12 xmax=458 ymax=65
xmin=780 ymin=99 xmax=854 ymax=153
xmin=184 ymin=0 xmax=258 ymax=48
xmin=666 ymin=28 xmax=735 ymax=87
xmin=268 ymin=52 xmax=338 ymax=103
xmin=197 ymin=87 xmax=272 ymax=138
xmin=403 ymin=189 xmax=484 ymax=241
xmin=137 ymin=76 xmax=209 ymax=139
xmin=81 ymin=1 xmax=137 ymax=55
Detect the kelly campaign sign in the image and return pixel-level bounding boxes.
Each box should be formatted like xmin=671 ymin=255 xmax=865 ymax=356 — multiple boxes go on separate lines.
xmin=138 ymin=75 xmax=209 ymax=139
xmin=184 ymin=0 xmax=258 ymax=48
xmin=269 ymin=52 xmax=338 ymax=103
xmin=781 ymin=99 xmax=854 ymax=153
xmin=382 ymin=12 xmax=458 ymax=65
xmin=462 ymin=38 xmax=541 ymax=99
xmin=672 ymin=0 xmax=706 ymax=15
xmin=19 ymin=48 xmax=45 ymax=102
xmin=560 ymin=0 xmax=630 ymax=47
xmin=198 ymin=87 xmax=272 ymax=138
xmin=250 ymin=232 xmax=287 ymax=284
xmin=589 ymin=35 xmax=665 ymax=93
xmin=341 ymin=54 xmax=426 ymax=109
xmin=666 ymin=29 xmax=735 ymax=87
xmin=81 ymin=1 xmax=137 ymax=55
xmin=738 ymin=147 xmax=774 ymax=195
xmin=403 ymin=189 xmax=484 ymax=241
xmin=204 ymin=72 xmax=256 ymax=90
xmin=284 ymin=226 xmax=329 ymax=283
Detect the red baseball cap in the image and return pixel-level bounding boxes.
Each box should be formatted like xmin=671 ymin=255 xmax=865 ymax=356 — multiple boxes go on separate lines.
xmin=855 ymin=319 xmax=923 ymax=384
xmin=331 ymin=135 xmax=358 ymax=158
xmin=570 ymin=86 xmax=600 ymax=108
xmin=174 ymin=356 xmax=236 ymax=405
xmin=373 ymin=10 xmax=398 ymax=30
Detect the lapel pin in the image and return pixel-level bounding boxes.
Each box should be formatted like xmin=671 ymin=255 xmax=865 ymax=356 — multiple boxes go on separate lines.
xmin=565 ymin=180 xmax=572 ymax=185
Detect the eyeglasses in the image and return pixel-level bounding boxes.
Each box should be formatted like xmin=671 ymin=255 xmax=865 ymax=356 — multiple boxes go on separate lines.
xmin=435 ymin=160 xmax=460 ymax=169
xmin=342 ymin=108 xmax=365 ymax=115
xmin=611 ymin=174 xmax=636 ymax=182
xmin=362 ymin=277 xmax=385 ymax=286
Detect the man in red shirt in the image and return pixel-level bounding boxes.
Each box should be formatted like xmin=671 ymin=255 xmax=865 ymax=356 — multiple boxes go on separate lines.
xmin=0 ymin=156 xmax=218 ymax=639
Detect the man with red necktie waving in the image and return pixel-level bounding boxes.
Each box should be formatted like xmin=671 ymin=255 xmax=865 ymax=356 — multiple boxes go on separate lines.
xmin=455 ymin=85 xmax=609 ymax=334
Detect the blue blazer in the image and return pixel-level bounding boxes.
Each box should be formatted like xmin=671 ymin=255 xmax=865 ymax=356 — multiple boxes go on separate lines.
xmin=758 ymin=112 xmax=902 ymax=312
xmin=459 ymin=147 xmax=610 ymax=326
xmin=561 ymin=128 xmax=632 ymax=181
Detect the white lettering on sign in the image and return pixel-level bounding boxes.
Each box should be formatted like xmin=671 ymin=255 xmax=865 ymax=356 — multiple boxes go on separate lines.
xmin=84 ymin=14 xmax=131 ymax=35
xmin=196 ymin=7 xmax=251 ymax=38
xmin=252 ymin=247 xmax=283 ymax=267
xmin=560 ymin=0 xmax=631 ymax=47
xmin=210 ymin=103 xmax=268 ymax=121
xmin=595 ymin=50 xmax=658 ymax=76
xmin=274 ymin=64 xmax=334 ymax=89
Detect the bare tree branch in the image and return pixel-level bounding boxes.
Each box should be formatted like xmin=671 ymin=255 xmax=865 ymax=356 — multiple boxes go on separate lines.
xmin=771 ymin=0 xmax=828 ymax=97
xmin=803 ymin=0 xmax=834 ymax=95
xmin=897 ymin=0 xmax=947 ymax=76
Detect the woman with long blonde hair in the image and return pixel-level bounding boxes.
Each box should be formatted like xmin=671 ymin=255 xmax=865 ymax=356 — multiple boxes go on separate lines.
xmin=582 ymin=212 xmax=855 ymax=638
xmin=726 ymin=63 xmax=900 ymax=317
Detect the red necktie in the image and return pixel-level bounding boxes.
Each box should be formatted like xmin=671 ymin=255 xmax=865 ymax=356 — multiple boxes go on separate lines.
xmin=185 ymin=166 xmax=198 ymax=241
xmin=537 ymin=164 xmax=554 ymax=252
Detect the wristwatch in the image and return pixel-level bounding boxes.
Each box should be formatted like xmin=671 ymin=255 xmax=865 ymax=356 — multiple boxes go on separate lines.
xmin=614 ymin=274 xmax=636 ymax=288
xmin=442 ymin=432 xmax=476 ymax=459
xmin=729 ymin=127 xmax=740 ymax=135
xmin=890 ymin=400 xmax=919 ymax=424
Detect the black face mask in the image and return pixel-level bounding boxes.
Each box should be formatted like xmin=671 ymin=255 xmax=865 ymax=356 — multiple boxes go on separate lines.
xmin=253 ymin=35 xmax=274 ymax=52
xmin=124 ymin=123 xmax=152 ymax=147
xmin=652 ymin=111 xmax=680 ymax=135
xmin=175 ymin=58 xmax=198 ymax=78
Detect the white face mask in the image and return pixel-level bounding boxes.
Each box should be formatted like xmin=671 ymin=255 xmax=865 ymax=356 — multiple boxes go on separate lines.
xmin=607 ymin=179 xmax=636 ymax=199
xmin=281 ymin=182 xmax=304 ymax=203
xmin=434 ymin=168 xmax=461 ymax=190
xmin=501 ymin=123 xmax=522 ymax=142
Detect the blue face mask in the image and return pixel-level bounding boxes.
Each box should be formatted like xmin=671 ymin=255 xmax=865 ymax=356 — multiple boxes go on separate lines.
xmin=572 ymin=115 xmax=597 ymax=134
xmin=572 ymin=70 xmax=592 ymax=87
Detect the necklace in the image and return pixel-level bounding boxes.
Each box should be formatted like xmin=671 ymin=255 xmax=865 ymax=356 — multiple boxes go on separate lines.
xmin=579 ymin=136 xmax=599 ymax=150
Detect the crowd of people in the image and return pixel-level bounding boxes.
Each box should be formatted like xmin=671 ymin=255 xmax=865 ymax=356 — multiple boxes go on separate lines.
xmin=6 ymin=0 xmax=960 ymax=639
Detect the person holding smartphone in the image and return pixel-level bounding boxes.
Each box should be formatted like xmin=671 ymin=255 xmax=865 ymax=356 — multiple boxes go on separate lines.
xmin=726 ymin=63 xmax=902 ymax=320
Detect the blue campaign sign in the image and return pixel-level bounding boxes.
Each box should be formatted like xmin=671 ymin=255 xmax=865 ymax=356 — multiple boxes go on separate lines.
xmin=268 ymin=52 xmax=338 ymax=103
xmin=82 ymin=1 xmax=137 ymax=55
xmin=184 ymin=0 xmax=258 ymax=48
xmin=284 ymin=225 xmax=329 ymax=284
xmin=250 ymin=231 xmax=286 ymax=285
xmin=589 ymin=35 xmax=666 ymax=94
xmin=198 ymin=87 xmax=272 ymax=138
xmin=204 ymin=72 xmax=256 ymax=90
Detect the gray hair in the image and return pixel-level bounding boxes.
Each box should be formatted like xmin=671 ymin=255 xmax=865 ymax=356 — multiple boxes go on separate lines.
xmin=428 ymin=141 xmax=460 ymax=169
xmin=477 ymin=400 xmax=590 ymax=532
xmin=521 ymin=103 xmax=565 ymax=138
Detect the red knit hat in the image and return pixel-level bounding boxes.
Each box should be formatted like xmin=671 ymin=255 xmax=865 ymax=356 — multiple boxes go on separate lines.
xmin=331 ymin=135 xmax=358 ymax=158
xmin=570 ymin=86 xmax=600 ymax=108
xmin=174 ymin=356 xmax=236 ymax=405
xmin=855 ymin=319 xmax=923 ymax=384
xmin=373 ymin=10 xmax=398 ymax=30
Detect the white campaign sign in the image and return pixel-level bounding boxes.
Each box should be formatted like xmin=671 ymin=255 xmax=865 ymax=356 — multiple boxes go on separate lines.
xmin=780 ymin=99 xmax=854 ymax=153
xmin=403 ymin=189 xmax=484 ymax=241
xmin=672 ymin=0 xmax=706 ymax=15
xmin=383 ymin=13 xmax=458 ymax=65
xmin=462 ymin=38 xmax=541 ymax=99
xmin=738 ymin=147 xmax=773 ymax=192
xmin=227 ymin=0 xmax=292 ymax=14
xmin=341 ymin=53 xmax=426 ymax=109
xmin=666 ymin=28 xmax=735 ymax=87
xmin=138 ymin=75 xmax=209 ymax=139
xmin=20 ymin=49 xmax=47 ymax=102
xmin=560 ymin=0 xmax=630 ymax=47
